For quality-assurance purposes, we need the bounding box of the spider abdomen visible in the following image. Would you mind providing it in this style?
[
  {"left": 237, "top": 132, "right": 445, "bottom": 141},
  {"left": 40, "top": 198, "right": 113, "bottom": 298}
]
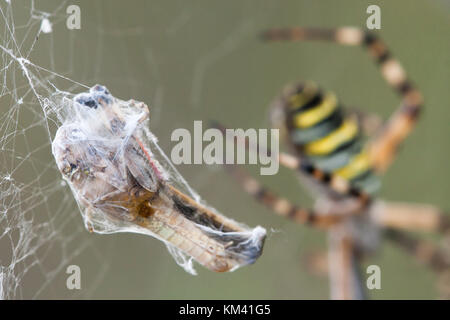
[{"left": 271, "top": 81, "right": 380, "bottom": 195}]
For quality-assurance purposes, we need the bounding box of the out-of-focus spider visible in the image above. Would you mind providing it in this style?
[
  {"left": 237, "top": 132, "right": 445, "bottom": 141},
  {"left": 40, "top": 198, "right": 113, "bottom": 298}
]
[{"left": 215, "top": 27, "right": 450, "bottom": 299}]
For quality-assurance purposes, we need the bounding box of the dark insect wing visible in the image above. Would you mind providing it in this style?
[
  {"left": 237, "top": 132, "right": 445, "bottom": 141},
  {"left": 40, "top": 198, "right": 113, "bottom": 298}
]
[{"left": 123, "top": 136, "right": 158, "bottom": 192}]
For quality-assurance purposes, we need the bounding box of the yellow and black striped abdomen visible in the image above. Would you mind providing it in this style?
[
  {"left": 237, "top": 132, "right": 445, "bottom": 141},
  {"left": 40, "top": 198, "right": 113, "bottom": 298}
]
[{"left": 274, "top": 82, "right": 380, "bottom": 195}]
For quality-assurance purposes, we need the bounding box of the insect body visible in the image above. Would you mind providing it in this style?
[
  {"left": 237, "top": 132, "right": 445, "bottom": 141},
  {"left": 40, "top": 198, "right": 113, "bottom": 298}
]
[{"left": 52, "top": 85, "right": 266, "bottom": 273}]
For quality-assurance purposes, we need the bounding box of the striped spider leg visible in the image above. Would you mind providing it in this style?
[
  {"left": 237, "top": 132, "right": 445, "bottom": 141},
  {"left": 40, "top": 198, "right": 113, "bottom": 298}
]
[
  {"left": 215, "top": 150, "right": 369, "bottom": 299},
  {"left": 212, "top": 121, "right": 371, "bottom": 216}
]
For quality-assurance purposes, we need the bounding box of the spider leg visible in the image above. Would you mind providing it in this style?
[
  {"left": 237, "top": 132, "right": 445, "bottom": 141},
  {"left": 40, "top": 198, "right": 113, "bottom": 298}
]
[
  {"left": 376, "top": 202, "right": 450, "bottom": 283},
  {"left": 226, "top": 154, "right": 368, "bottom": 297},
  {"left": 306, "top": 223, "right": 450, "bottom": 294},
  {"left": 375, "top": 201, "right": 450, "bottom": 234},
  {"left": 224, "top": 161, "right": 341, "bottom": 228},
  {"left": 262, "top": 27, "right": 423, "bottom": 173},
  {"left": 211, "top": 121, "right": 371, "bottom": 207},
  {"left": 384, "top": 228, "right": 450, "bottom": 274},
  {"left": 328, "top": 228, "right": 366, "bottom": 300},
  {"left": 374, "top": 202, "right": 450, "bottom": 280}
]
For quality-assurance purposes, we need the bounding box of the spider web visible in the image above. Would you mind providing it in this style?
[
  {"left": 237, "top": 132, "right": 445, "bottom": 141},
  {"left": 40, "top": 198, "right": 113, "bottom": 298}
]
[
  {"left": 0, "top": 0, "right": 113, "bottom": 299},
  {"left": 0, "top": 0, "right": 269, "bottom": 299}
]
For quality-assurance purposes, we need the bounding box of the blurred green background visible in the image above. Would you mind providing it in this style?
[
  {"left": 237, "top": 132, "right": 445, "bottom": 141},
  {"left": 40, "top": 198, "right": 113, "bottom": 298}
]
[{"left": 3, "top": 0, "right": 450, "bottom": 299}]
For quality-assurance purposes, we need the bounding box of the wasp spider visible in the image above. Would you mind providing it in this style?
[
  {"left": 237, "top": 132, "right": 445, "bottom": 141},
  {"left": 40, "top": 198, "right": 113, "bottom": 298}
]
[{"left": 215, "top": 27, "right": 450, "bottom": 299}]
